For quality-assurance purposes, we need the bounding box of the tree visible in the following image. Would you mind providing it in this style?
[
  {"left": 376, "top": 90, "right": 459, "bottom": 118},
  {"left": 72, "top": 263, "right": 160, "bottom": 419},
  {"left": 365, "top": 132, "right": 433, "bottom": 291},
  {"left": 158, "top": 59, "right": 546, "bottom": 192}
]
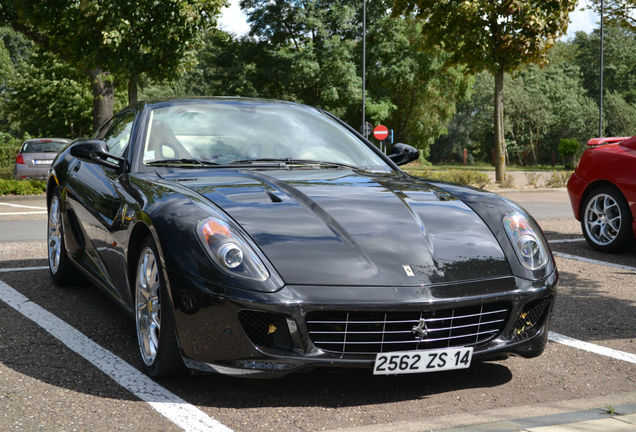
[
  {"left": 366, "top": 16, "right": 470, "bottom": 156},
  {"left": 573, "top": 25, "right": 636, "bottom": 104},
  {"left": 589, "top": 0, "right": 635, "bottom": 31},
  {"left": 393, "top": 0, "right": 577, "bottom": 182},
  {"left": 240, "top": 0, "right": 363, "bottom": 123},
  {"left": 604, "top": 92, "right": 636, "bottom": 136},
  {"left": 2, "top": 0, "right": 224, "bottom": 131},
  {"left": 2, "top": 50, "right": 93, "bottom": 137}
]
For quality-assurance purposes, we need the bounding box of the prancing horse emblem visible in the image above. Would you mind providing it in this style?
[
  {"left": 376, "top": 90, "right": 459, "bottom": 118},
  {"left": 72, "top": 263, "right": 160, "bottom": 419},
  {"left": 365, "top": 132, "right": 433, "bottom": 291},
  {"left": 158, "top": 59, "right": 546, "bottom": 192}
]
[{"left": 412, "top": 318, "right": 428, "bottom": 340}]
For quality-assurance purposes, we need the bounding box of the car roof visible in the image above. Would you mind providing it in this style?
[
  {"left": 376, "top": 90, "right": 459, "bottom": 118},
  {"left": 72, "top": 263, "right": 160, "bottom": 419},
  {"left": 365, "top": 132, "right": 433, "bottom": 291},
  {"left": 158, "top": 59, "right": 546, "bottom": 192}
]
[{"left": 135, "top": 96, "right": 308, "bottom": 111}]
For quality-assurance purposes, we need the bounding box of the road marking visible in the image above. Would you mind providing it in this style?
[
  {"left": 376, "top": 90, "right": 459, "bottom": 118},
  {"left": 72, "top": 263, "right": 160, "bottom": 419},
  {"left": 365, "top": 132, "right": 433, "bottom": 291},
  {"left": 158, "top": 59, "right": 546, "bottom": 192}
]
[
  {"left": 0, "top": 280, "right": 233, "bottom": 432},
  {"left": 0, "top": 202, "right": 46, "bottom": 210},
  {"left": 0, "top": 266, "right": 49, "bottom": 273},
  {"left": 549, "top": 332, "right": 636, "bottom": 365},
  {"left": 553, "top": 251, "right": 636, "bottom": 273},
  {"left": 548, "top": 238, "right": 585, "bottom": 244},
  {"left": 0, "top": 211, "right": 47, "bottom": 215}
]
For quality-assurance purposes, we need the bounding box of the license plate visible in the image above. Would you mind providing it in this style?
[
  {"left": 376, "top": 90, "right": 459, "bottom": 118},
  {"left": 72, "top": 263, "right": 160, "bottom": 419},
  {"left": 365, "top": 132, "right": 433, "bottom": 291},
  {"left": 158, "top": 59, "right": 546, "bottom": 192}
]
[
  {"left": 373, "top": 347, "right": 473, "bottom": 375},
  {"left": 33, "top": 160, "right": 52, "bottom": 165}
]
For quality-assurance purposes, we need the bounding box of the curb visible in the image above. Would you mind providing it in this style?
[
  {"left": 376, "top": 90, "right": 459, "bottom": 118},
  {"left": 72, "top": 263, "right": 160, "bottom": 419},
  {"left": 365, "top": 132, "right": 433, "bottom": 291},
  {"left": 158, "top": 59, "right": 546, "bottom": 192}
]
[
  {"left": 0, "top": 194, "right": 47, "bottom": 202},
  {"left": 326, "top": 392, "right": 636, "bottom": 432}
]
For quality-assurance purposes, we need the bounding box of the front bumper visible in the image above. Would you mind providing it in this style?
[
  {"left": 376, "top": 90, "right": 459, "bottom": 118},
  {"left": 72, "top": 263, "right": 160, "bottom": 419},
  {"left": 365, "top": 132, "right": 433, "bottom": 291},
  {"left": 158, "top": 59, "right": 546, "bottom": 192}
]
[
  {"left": 171, "top": 271, "right": 558, "bottom": 377},
  {"left": 566, "top": 172, "right": 587, "bottom": 220}
]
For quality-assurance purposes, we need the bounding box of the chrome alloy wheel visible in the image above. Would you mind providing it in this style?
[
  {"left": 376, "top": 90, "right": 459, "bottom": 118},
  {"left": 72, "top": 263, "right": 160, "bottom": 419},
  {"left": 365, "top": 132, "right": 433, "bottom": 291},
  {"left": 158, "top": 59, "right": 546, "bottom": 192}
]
[
  {"left": 584, "top": 193, "right": 622, "bottom": 246},
  {"left": 48, "top": 196, "right": 62, "bottom": 274},
  {"left": 136, "top": 246, "right": 161, "bottom": 366}
]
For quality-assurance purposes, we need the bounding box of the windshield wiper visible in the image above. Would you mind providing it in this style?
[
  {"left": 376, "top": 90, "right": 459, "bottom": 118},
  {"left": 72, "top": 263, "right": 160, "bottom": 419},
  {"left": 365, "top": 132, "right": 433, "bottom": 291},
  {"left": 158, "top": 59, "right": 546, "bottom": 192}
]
[
  {"left": 231, "top": 158, "right": 359, "bottom": 170},
  {"left": 145, "top": 158, "right": 220, "bottom": 167}
]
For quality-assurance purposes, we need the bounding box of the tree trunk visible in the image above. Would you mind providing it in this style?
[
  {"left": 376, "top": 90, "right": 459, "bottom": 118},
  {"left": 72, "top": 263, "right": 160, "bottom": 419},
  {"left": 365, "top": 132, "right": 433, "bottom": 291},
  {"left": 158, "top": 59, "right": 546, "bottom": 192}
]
[
  {"left": 88, "top": 68, "right": 114, "bottom": 133},
  {"left": 493, "top": 67, "right": 506, "bottom": 183},
  {"left": 128, "top": 77, "right": 138, "bottom": 105}
]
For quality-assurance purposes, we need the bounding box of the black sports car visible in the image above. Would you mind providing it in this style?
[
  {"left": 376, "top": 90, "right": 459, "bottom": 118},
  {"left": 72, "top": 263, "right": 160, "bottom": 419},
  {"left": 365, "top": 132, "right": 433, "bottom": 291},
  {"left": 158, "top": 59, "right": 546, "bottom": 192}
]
[{"left": 47, "top": 98, "right": 557, "bottom": 378}]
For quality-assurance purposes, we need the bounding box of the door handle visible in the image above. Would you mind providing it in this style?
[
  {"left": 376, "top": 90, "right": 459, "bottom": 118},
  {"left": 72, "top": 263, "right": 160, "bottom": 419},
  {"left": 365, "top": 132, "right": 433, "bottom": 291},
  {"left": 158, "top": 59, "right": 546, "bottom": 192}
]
[{"left": 73, "top": 161, "right": 81, "bottom": 172}]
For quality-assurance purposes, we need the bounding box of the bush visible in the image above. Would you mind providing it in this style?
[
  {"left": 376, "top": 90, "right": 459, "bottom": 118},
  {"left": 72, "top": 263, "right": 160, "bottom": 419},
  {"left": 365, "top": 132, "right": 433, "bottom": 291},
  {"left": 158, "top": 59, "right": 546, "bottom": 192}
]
[
  {"left": 525, "top": 172, "right": 540, "bottom": 188},
  {"left": 407, "top": 169, "right": 491, "bottom": 189},
  {"left": 0, "top": 179, "right": 47, "bottom": 195},
  {"left": 546, "top": 171, "right": 573, "bottom": 188},
  {"left": 558, "top": 138, "right": 580, "bottom": 168},
  {"left": 0, "top": 132, "right": 24, "bottom": 179}
]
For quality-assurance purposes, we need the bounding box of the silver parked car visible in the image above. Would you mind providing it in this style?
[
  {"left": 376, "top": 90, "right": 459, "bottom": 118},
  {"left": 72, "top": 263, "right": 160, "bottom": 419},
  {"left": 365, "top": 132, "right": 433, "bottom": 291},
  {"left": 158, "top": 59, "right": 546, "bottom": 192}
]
[{"left": 14, "top": 138, "right": 71, "bottom": 179}]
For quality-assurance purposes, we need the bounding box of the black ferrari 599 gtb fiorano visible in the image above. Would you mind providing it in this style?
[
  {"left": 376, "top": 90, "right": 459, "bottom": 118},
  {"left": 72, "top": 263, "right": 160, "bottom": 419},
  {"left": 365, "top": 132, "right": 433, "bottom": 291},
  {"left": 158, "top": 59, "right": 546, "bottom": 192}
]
[{"left": 46, "top": 98, "right": 557, "bottom": 378}]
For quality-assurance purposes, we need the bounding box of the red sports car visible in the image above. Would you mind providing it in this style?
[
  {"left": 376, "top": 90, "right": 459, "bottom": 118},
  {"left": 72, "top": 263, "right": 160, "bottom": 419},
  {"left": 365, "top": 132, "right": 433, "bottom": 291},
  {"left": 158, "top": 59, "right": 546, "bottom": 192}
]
[{"left": 567, "top": 136, "right": 636, "bottom": 252}]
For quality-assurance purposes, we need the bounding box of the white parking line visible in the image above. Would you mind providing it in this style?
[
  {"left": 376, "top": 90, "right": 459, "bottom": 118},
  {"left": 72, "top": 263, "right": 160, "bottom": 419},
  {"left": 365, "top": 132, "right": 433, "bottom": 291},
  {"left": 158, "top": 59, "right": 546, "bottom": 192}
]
[
  {"left": 0, "top": 266, "right": 49, "bottom": 273},
  {"left": 549, "top": 332, "right": 636, "bottom": 365},
  {"left": 553, "top": 251, "right": 636, "bottom": 273},
  {"left": 0, "top": 211, "right": 47, "bottom": 215},
  {"left": 0, "top": 202, "right": 46, "bottom": 210},
  {"left": 0, "top": 280, "right": 233, "bottom": 432}
]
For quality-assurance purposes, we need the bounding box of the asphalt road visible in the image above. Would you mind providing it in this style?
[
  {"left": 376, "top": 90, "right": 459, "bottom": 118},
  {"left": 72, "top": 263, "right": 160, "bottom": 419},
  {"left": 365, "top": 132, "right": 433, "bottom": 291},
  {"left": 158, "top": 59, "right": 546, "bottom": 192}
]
[{"left": 0, "top": 189, "right": 634, "bottom": 432}]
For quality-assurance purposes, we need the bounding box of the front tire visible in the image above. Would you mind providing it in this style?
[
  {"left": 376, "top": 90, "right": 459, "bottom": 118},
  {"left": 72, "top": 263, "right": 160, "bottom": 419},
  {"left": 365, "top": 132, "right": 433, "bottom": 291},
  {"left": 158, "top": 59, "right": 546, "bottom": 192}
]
[
  {"left": 135, "top": 236, "right": 186, "bottom": 377},
  {"left": 581, "top": 186, "right": 634, "bottom": 252},
  {"left": 47, "top": 192, "right": 79, "bottom": 285}
]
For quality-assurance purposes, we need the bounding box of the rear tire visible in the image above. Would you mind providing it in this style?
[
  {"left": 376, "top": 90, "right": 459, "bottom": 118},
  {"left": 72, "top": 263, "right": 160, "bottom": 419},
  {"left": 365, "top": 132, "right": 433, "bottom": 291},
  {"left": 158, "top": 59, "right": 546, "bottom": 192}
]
[
  {"left": 581, "top": 186, "right": 634, "bottom": 253},
  {"left": 134, "top": 236, "right": 186, "bottom": 378},
  {"left": 47, "top": 191, "right": 80, "bottom": 285}
]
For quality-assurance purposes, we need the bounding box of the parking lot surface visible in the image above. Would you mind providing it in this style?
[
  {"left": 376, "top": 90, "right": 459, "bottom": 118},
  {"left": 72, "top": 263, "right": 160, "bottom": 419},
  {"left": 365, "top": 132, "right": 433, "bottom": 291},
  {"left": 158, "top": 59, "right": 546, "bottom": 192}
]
[{"left": 0, "top": 190, "right": 634, "bottom": 431}]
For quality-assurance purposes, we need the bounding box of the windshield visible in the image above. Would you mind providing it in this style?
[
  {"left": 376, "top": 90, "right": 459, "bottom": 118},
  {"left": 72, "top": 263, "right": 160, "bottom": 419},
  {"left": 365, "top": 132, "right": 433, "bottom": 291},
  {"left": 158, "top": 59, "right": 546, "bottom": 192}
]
[
  {"left": 142, "top": 101, "right": 390, "bottom": 171},
  {"left": 21, "top": 140, "right": 68, "bottom": 153}
]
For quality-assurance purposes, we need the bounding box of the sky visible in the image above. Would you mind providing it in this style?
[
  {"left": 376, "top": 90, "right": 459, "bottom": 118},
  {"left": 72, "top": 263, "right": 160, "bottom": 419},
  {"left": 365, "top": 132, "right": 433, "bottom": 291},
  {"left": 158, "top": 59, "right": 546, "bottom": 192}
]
[{"left": 217, "top": 0, "right": 600, "bottom": 40}]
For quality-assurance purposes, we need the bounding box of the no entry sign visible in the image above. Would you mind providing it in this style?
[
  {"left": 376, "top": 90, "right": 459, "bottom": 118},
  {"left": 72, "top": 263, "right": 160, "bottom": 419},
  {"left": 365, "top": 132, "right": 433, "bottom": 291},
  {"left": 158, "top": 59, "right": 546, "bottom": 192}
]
[{"left": 373, "top": 125, "right": 389, "bottom": 141}]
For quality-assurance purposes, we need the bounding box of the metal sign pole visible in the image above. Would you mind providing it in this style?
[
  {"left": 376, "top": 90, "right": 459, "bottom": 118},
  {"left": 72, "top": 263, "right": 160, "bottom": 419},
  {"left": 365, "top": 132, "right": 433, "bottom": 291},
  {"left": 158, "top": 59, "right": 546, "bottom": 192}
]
[
  {"left": 599, "top": 0, "right": 604, "bottom": 137},
  {"left": 362, "top": 0, "right": 366, "bottom": 137}
]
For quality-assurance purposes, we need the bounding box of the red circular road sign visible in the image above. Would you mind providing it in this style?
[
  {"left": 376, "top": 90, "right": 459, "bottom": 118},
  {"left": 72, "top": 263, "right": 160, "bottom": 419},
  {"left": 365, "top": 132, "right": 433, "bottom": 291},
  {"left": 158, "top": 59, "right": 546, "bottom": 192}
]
[{"left": 373, "top": 125, "right": 389, "bottom": 141}]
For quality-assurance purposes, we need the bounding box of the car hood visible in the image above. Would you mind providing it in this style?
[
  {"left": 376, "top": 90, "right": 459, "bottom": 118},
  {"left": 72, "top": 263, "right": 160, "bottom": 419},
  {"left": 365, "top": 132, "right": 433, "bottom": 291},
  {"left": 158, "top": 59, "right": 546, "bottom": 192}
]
[{"left": 176, "top": 169, "right": 510, "bottom": 286}]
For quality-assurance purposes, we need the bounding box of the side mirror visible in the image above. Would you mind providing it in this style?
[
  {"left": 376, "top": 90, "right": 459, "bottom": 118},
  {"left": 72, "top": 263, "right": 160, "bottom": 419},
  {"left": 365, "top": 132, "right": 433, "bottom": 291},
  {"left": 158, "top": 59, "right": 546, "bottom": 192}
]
[
  {"left": 388, "top": 143, "right": 419, "bottom": 166},
  {"left": 70, "top": 140, "right": 126, "bottom": 171}
]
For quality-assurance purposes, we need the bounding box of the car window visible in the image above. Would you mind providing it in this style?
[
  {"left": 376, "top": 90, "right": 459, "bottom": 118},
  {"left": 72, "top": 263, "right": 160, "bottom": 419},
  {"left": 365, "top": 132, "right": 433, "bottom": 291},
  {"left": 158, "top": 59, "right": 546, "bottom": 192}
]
[
  {"left": 21, "top": 140, "right": 68, "bottom": 153},
  {"left": 97, "top": 110, "right": 136, "bottom": 157}
]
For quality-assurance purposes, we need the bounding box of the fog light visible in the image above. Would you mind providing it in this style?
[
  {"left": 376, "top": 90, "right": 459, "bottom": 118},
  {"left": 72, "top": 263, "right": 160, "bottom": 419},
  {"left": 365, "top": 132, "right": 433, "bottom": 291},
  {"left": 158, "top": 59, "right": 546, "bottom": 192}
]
[{"left": 218, "top": 242, "right": 243, "bottom": 268}]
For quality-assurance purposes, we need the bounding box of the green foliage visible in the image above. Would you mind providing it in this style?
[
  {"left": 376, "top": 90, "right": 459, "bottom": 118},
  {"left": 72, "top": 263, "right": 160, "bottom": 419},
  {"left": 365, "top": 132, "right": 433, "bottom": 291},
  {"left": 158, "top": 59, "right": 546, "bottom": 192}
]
[
  {"left": 558, "top": 138, "right": 580, "bottom": 168},
  {"left": 392, "top": 0, "right": 577, "bottom": 75},
  {"left": 0, "top": 179, "right": 46, "bottom": 195},
  {"left": 589, "top": 0, "right": 635, "bottom": 31},
  {"left": 406, "top": 168, "right": 491, "bottom": 189},
  {"left": 0, "top": 131, "right": 23, "bottom": 178},
  {"left": 4, "top": 0, "right": 225, "bottom": 83},
  {"left": 574, "top": 25, "right": 636, "bottom": 103},
  {"left": 3, "top": 0, "right": 226, "bottom": 127},
  {"left": 2, "top": 50, "right": 92, "bottom": 137},
  {"left": 366, "top": 16, "right": 470, "bottom": 157},
  {"left": 604, "top": 92, "right": 636, "bottom": 136},
  {"left": 558, "top": 138, "right": 580, "bottom": 157},
  {"left": 393, "top": 0, "right": 577, "bottom": 182},
  {"left": 172, "top": 3, "right": 466, "bottom": 157},
  {"left": 431, "top": 48, "right": 599, "bottom": 166}
]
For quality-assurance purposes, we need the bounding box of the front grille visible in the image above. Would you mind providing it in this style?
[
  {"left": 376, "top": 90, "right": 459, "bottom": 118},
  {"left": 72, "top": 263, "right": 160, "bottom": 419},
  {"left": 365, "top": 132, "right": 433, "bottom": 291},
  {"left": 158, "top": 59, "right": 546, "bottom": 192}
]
[
  {"left": 307, "top": 302, "right": 510, "bottom": 354},
  {"left": 512, "top": 296, "right": 553, "bottom": 341}
]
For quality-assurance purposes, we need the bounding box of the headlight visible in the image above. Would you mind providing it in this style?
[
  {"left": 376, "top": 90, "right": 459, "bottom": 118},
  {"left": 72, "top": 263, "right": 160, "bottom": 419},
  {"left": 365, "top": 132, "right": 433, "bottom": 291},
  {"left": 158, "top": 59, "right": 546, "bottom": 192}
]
[
  {"left": 503, "top": 212, "right": 549, "bottom": 271},
  {"left": 196, "top": 217, "right": 269, "bottom": 281}
]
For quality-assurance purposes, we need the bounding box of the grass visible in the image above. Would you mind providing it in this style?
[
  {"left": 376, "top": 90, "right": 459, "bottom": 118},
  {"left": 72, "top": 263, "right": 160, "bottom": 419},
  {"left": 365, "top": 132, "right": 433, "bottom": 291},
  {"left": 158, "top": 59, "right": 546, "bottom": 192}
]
[
  {"left": 405, "top": 161, "right": 570, "bottom": 172},
  {"left": 0, "top": 179, "right": 47, "bottom": 195},
  {"left": 404, "top": 167, "right": 491, "bottom": 189}
]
